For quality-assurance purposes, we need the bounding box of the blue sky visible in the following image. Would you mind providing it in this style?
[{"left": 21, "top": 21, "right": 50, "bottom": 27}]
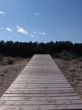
[{"left": 0, "top": 0, "right": 82, "bottom": 42}]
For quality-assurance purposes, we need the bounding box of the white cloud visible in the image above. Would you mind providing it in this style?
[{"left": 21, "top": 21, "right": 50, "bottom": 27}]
[
  {"left": 34, "top": 32, "right": 37, "bottom": 34},
  {"left": 16, "top": 26, "right": 28, "bottom": 35},
  {"left": 30, "top": 31, "right": 47, "bottom": 37},
  {"left": 38, "top": 32, "right": 47, "bottom": 36},
  {"left": 34, "top": 12, "right": 40, "bottom": 16},
  {"left": 41, "top": 32, "right": 47, "bottom": 36},
  {"left": 6, "top": 27, "right": 12, "bottom": 32},
  {"left": 29, "top": 33, "right": 35, "bottom": 37},
  {"left": 0, "top": 11, "right": 5, "bottom": 15},
  {"left": 29, "top": 31, "right": 47, "bottom": 37}
]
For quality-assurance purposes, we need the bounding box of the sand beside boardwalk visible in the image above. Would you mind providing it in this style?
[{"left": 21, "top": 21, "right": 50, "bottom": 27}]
[
  {"left": 55, "top": 58, "right": 82, "bottom": 99},
  {"left": 0, "top": 57, "right": 30, "bottom": 97},
  {"left": 0, "top": 56, "right": 82, "bottom": 100}
]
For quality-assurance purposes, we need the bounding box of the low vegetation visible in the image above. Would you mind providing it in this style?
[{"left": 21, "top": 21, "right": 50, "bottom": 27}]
[
  {"left": 0, "top": 40, "right": 82, "bottom": 58},
  {"left": 55, "top": 57, "right": 82, "bottom": 99},
  {"left": 0, "top": 40, "right": 82, "bottom": 98},
  {"left": 0, "top": 56, "right": 29, "bottom": 97}
]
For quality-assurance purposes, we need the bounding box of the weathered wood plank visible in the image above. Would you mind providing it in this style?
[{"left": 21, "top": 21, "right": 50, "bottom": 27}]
[
  {"left": 3, "top": 91, "right": 77, "bottom": 97},
  {"left": 0, "top": 99, "right": 82, "bottom": 105},
  {"left": 1, "top": 105, "right": 82, "bottom": 110},
  {"left": 0, "top": 54, "right": 82, "bottom": 110}
]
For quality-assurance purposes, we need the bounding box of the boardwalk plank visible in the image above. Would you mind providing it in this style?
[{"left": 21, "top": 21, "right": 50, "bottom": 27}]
[{"left": 0, "top": 54, "right": 82, "bottom": 110}]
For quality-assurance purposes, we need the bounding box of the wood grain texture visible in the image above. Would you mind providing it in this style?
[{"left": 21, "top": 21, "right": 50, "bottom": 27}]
[{"left": 0, "top": 54, "right": 82, "bottom": 110}]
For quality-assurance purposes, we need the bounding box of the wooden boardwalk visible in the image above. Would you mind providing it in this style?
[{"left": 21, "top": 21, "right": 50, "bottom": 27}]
[{"left": 0, "top": 54, "right": 82, "bottom": 110}]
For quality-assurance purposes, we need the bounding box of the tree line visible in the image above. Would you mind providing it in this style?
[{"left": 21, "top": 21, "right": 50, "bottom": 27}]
[{"left": 0, "top": 40, "right": 82, "bottom": 58}]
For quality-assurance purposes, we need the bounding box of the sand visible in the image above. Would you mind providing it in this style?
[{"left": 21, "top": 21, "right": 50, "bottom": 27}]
[
  {"left": 55, "top": 58, "right": 82, "bottom": 99},
  {"left": 0, "top": 56, "right": 82, "bottom": 100},
  {"left": 0, "top": 57, "right": 30, "bottom": 97}
]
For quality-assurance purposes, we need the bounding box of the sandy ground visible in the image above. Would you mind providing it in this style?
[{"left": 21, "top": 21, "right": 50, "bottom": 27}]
[
  {"left": 0, "top": 57, "right": 30, "bottom": 97},
  {"left": 54, "top": 58, "right": 82, "bottom": 99},
  {"left": 0, "top": 56, "right": 82, "bottom": 100}
]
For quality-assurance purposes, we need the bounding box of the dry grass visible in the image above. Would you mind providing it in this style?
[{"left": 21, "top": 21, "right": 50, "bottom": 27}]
[
  {"left": 54, "top": 57, "right": 82, "bottom": 99},
  {"left": 0, "top": 56, "right": 30, "bottom": 97}
]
